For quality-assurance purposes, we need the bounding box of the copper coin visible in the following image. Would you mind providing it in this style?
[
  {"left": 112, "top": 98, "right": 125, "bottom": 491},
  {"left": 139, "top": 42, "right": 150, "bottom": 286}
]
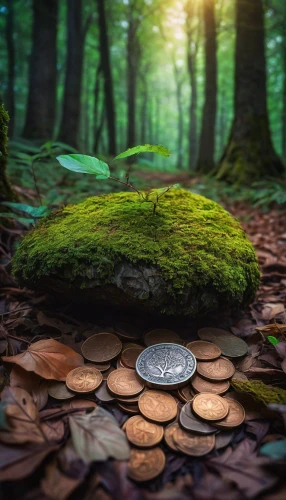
[
  {"left": 107, "top": 368, "right": 144, "bottom": 397},
  {"left": 164, "top": 422, "right": 180, "bottom": 452},
  {"left": 94, "top": 380, "right": 115, "bottom": 402},
  {"left": 128, "top": 447, "right": 166, "bottom": 482},
  {"left": 81, "top": 333, "right": 122, "bottom": 362},
  {"left": 177, "top": 385, "right": 196, "bottom": 403},
  {"left": 192, "top": 393, "right": 229, "bottom": 421},
  {"left": 116, "top": 389, "right": 146, "bottom": 404},
  {"left": 214, "top": 397, "right": 245, "bottom": 429},
  {"left": 198, "top": 327, "right": 248, "bottom": 358},
  {"left": 88, "top": 361, "right": 111, "bottom": 372},
  {"left": 215, "top": 430, "right": 235, "bottom": 450},
  {"left": 121, "top": 347, "right": 144, "bottom": 369},
  {"left": 186, "top": 341, "right": 221, "bottom": 361},
  {"left": 118, "top": 402, "right": 139, "bottom": 414},
  {"left": 191, "top": 374, "right": 230, "bottom": 395},
  {"left": 125, "top": 415, "right": 164, "bottom": 447},
  {"left": 232, "top": 370, "right": 248, "bottom": 381},
  {"left": 62, "top": 398, "right": 97, "bottom": 410},
  {"left": 114, "top": 322, "right": 142, "bottom": 340},
  {"left": 173, "top": 427, "right": 215, "bottom": 456},
  {"left": 66, "top": 366, "right": 103, "bottom": 393},
  {"left": 138, "top": 390, "right": 177, "bottom": 423},
  {"left": 144, "top": 329, "right": 180, "bottom": 346},
  {"left": 117, "top": 358, "right": 126, "bottom": 369},
  {"left": 197, "top": 358, "right": 235, "bottom": 381},
  {"left": 179, "top": 402, "right": 217, "bottom": 434},
  {"left": 48, "top": 381, "right": 75, "bottom": 400}
]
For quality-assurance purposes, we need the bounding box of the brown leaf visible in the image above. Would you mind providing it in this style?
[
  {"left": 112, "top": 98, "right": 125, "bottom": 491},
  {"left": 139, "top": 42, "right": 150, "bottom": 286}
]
[
  {"left": 37, "top": 311, "right": 74, "bottom": 334},
  {"left": 262, "top": 303, "right": 285, "bottom": 321},
  {"left": 41, "top": 419, "right": 66, "bottom": 442},
  {"left": 0, "top": 387, "right": 46, "bottom": 444},
  {"left": 2, "top": 339, "right": 84, "bottom": 381},
  {"left": 0, "top": 442, "right": 59, "bottom": 481},
  {"left": 41, "top": 460, "right": 82, "bottom": 500},
  {"left": 32, "top": 381, "right": 49, "bottom": 411},
  {"left": 10, "top": 365, "right": 42, "bottom": 392}
]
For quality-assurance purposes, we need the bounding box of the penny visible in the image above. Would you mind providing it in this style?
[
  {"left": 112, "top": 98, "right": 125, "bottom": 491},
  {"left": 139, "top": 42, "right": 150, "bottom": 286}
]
[
  {"left": 114, "top": 322, "right": 142, "bottom": 340},
  {"left": 144, "top": 329, "right": 180, "bottom": 346},
  {"left": 177, "top": 385, "right": 195, "bottom": 403},
  {"left": 121, "top": 347, "right": 144, "bottom": 369},
  {"left": 107, "top": 368, "right": 144, "bottom": 397},
  {"left": 125, "top": 415, "right": 164, "bottom": 447},
  {"left": 197, "top": 358, "right": 235, "bottom": 381},
  {"left": 48, "top": 381, "right": 75, "bottom": 400},
  {"left": 94, "top": 380, "right": 115, "bottom": 402},
  {"left": 179, "top": 402, "right": 217, "bottom": 434},
  {"left": 191, "top": 374, "right": 230, "bottom": 395},
  {"left": 117, "top": 358, "right": 126, "bottom": 369},
  {"left": 198, "top": 327, "right": 248, "bottom": 358},
  {"left": 214, "top": 397, "right": 245, "bottom": 429},
  {"left": 215, "top": 430, "right": 235, "bottom": 450},
  {"left": 186, "top": 340, "right": 221, "bottom": 361},
  {"left": 62, "top": 398, "right": 97, "bottom": 410},
  {"left": 138, "top": 390, "right": 177, "bottom": 423},
  {"left": 116, "top": 390, "right": 145, "bottom": 404},
  {"left": 192, "top": 393, "right": 229, "bottom": 421},
  {"left": 81, "top": 333, "right": 122, "bottom": 362},
  {"left": 87, "top": 361, "right": 111, "bottom": 372},
  {"left": 118, "top": 402, "right": 139, "bottom": 414},
  {"left": 173, "top": 427, "right": 215, "bottom": 456},
  {"left": 66, "top": 366, "right": 103, "bottom": 393},
  {"left": 164, "top": 422, "right": 180, "bottom": 452},
  {"left": 136, "top": 343, "right": 196, "bottom": 390},
  {"left": 128, "top": 447, "right": 166, "bottom": 482}
]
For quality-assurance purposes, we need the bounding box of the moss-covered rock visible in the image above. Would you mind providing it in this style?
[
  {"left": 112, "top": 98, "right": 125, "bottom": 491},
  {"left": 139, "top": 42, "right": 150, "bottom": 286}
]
[{"left": 12, "top": 189, "right": 260, "bottom": 316}]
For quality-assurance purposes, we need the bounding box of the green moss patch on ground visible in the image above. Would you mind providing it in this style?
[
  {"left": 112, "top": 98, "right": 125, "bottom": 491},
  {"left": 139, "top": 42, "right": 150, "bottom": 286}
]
[{"left": 13, "top": 189, "right": 260, "bottom": 313}]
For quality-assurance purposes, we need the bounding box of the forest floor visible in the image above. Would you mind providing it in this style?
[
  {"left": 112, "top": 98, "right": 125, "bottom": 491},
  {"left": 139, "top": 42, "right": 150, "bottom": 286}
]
[{"left": 0, "top": 166, "right": 286, "bottom": 499}]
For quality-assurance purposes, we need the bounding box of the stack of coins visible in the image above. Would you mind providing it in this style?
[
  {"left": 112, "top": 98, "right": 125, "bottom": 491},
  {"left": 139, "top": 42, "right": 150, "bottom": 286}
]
[{"left": 57, "top": 325, "right": 248, "bottom": 483}]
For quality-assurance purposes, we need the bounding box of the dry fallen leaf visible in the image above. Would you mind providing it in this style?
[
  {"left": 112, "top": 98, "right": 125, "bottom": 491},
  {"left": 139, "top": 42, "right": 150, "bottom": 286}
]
[
  {"left": 2, "top": 339, "right": 84, "bottom": 381},
  {"left": 0, "top": 387, "right": 46, "bottom": 444}
]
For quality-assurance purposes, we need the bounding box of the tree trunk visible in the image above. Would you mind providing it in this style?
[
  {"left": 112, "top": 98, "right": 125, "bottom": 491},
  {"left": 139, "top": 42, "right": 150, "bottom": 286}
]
[
  {"left": 175, "top": 75, "right": 184, "bottom": 170},
  {"left": 197, "top": 0, "right": 217, "bottom": 173},
  {"left": 140, "top": 76, "right": 148, "bottom": 144},
  {"left": 93, "top": 62, "right": 102, "bottom": 153},
  {"left": 217, "top": 0, "right": 284, "bottom": 183},
  {"left": 126, "top": 19, "right": 140, "bottom": 148},
  {"left": 96, "top": 0, "right": 117, "bottom": 155},
  {"left": 22, "top": 0, "right": 58, "bottom": 140},
  {"left": 5, "top": 0, "right": 15, "bottom": 138},
  {"left": 58, "top": 0, "right": 83, "bottom": 149},
  {"left": 282, "top": 22, "right": 286, "bottom": 161},
  {"left": 0, "top": 104, "right": 16, "bottom": 202}
]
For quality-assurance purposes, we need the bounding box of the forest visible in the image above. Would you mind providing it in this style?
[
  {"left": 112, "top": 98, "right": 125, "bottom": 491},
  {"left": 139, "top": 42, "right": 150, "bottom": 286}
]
[{"left": 0, "top": 1, "right": 286, "bottom": 499}]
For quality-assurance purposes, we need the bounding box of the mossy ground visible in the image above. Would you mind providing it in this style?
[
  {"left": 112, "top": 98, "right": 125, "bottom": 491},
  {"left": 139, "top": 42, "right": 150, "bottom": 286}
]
[{"left": 13, "top": 189, "right": 260, "bottom": 312}]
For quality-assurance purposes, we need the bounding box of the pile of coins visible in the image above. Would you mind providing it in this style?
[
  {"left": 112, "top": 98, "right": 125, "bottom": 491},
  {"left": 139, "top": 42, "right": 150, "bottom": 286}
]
[{"left": 48, "top": 325, "right": 248, "bottom": 482}]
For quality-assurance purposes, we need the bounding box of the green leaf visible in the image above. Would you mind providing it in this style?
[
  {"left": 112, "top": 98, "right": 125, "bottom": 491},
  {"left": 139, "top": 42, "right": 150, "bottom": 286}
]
[
  {"left": 260, "top": 440, "right": 286, "bottom": 460},
  {"left": 114, "top": 144, "right": 171, "bottom": 160},
  {"left": 69, "top": 407, "right": 130, "bottom": 463},
  {"left": 267, "top": 336, "right": 279, "bottom": 346},
  {"left": 51, "top": 141, "right": 78, "bottom": 153},
  {"left": 57, "top": 154, "right": 110, "bottom": 179},
  {"left": 1, "top": 202, "right": 50, "bottom": 218},
  {"left": 0, "top": 212, "right": 35, "bottom": 225}
]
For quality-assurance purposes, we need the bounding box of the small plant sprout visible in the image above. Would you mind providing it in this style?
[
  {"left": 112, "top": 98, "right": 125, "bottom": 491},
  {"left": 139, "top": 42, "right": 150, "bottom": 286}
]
[{"left": 56, "top": 144, "right": 179, "bottom": 215}]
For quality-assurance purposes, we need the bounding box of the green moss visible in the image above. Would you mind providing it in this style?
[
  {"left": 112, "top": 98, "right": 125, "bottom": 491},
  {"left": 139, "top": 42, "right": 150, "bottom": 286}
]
[
  {"left": 0, "top": 103, "right": 16, "bottom": 202},
  {"left": 12, "top": 189, "right": 260, "bottom": 313},
  {"left": 231, "top": 379, "right": 286, "bottom": 405}
]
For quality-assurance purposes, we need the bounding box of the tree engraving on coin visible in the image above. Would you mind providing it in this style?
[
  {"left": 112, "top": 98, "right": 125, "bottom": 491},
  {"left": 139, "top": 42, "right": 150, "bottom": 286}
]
[
  {"left": 66, "top": 366, "right": 103, "bottom": 393},
  {"left": 136, "top": 344, "right": 196, "bottom": 389},
  {"left": 128, "top": 447, "right": 166, "bottom": 482},
  {"left": 197, "top": 357, "right": 235, "bottom": 381},
  {"left": 125, "top": 415, "right": 164, "bottom": 447},
  {"left": 192, "top": 393, "right": 229, "bottom": 421},
  {"left": 107, "top": 368, "right": 144, "bottom": 397},
  {"left": 139, "top": 390, "right": 177, "bottom": 423}
]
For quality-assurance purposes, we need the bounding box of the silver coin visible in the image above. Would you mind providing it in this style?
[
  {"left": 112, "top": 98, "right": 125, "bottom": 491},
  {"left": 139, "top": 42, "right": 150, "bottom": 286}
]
[{"left": 136, "top": 343, "right": 196, "bottom": 390}]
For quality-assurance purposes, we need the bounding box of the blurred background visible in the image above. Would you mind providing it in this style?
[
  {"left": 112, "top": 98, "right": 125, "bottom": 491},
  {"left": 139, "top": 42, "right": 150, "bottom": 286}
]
[{"left": 0, "top": 0, "right": 285, "bottom": 208}]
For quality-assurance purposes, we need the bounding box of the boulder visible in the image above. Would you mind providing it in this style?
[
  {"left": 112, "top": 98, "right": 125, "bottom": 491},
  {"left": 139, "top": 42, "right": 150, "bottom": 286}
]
[{"left": 13, "top": 189, "right": 260, "bottom": 316}]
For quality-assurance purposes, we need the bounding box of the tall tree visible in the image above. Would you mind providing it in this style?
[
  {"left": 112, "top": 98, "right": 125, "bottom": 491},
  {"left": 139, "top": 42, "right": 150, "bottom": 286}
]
[
  {"left": 126, "top": 14, "right": 140, "bottom": 148},
  {"left": 197, "top": 0, "right": 217, "bottom": 172},
  {"left": 173, "top": 64, "right": 184, "bottom": 170},
  {"left": 5, "top": 0, "right": 15, "bottom": 137},
  {"left": 282, "top": 7, "right": 286, "bottom": 161},
  {"left": 217, "top": 0, "right": 284, "bottom": 182},
  {"left": 185, "top": 0, "right": 200, "bottom": 171},
  {"left": 58, "top": 0, "right": 84, "bottom": 149},
  {"left": 0, "top": 104, "right": 16, "bottom": 202},
  {"left": 96, "top": 0, "right": 117, "bottom": 155},
  {"left": 22, "top": 0, "right": 58, "bottom": 140}
]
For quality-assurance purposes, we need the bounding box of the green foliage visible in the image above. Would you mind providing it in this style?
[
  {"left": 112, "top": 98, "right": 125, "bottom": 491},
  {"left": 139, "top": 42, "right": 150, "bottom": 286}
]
[
  {"left": 114, "top": 144, "right": 171, "bottom": 160},
  {"left": 0, "top": 202, "right": 50, "bottom": 226},
  {"left": 231, "top": 379, "right": 286, "bottom": 405},
  {"left": 57, "top": 154, "right": 110, "bottom": 179},
  {"left": 13, "top": 189, "right": 260, "bottom": 315},
  {"left": 267, "top": 336, "right": 280, "bottom": 346}
]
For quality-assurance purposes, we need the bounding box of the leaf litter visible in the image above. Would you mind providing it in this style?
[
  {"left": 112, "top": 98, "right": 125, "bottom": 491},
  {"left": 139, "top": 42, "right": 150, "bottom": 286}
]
[{"left": 0, "top": 204, "right": 285, "bottom": 498}]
